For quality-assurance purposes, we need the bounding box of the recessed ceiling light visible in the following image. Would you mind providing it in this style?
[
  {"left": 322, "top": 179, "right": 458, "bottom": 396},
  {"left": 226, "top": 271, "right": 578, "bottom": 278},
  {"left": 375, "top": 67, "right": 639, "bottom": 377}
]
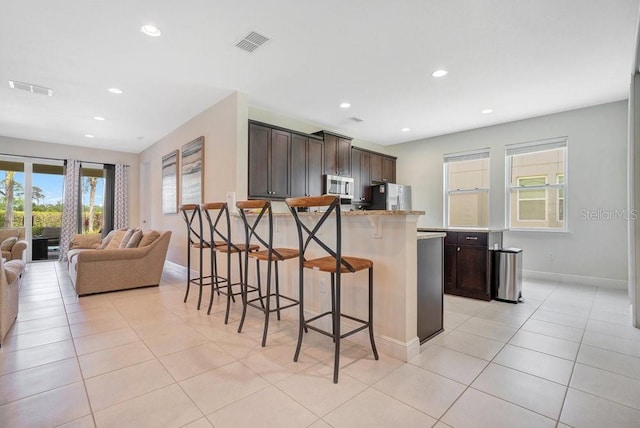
[
  {"left": 431, "top": 69, "right": 448, "bottom": 78},
  {"left": 85, "top": 134, "right": 95, "bottom": 138},
  {"left": 108, "top": 87, "right": 123, "bottom": 94},
  {"left": 339, "top": 102, "right": 351, "bottom": 109},
  {"left": 481, "top": 109, "right": 494, "bottom": 114},
  {"left": 141, "top": 24, "right": 161, "bottom": 37},
  {"left": 401, "top": 128, "right": 411, "bottom": 132},
  {"left": 94, "top": 116, "right": 105, "bottom": 121}
]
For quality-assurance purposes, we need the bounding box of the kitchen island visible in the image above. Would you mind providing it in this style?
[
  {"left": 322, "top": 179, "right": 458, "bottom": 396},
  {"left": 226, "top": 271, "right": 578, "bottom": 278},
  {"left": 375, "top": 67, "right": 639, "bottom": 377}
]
[{"left": 230, "top": 209, "right": 427, "bottom": 361}]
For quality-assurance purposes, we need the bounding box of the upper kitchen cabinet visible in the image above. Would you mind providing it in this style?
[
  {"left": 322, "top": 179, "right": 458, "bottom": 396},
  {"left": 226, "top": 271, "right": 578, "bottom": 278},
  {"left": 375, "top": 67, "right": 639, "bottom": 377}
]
[
  {"left": 291, "top": 133, "right": 324, "bottom": 197},
  {"left": 248, "top": 122, "right": 291, "bottom": 199},
  {"left": 370, "top": 152, "right": 397, "bottom": 183},
  {"left": 351, "top": 147, "right": 370, "bottom": 203},
  {"left": 351, "top": 147, "right": 397, "bottom": 205},
  {"left": 315, "top": 131, "right": 352, "bottom": 176},
  {"left": 382, "top": 156, "right": 396, "bottom": 182}
]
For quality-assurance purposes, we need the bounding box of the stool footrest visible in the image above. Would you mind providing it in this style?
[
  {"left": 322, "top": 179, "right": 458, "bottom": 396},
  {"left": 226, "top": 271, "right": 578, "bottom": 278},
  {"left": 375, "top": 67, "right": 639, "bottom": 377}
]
[
  {"left": 245, "top": 294, "right": 299, "bottom": 314},
  {"left": 305, "top": 311, "right": 371, "bottom": 340}
]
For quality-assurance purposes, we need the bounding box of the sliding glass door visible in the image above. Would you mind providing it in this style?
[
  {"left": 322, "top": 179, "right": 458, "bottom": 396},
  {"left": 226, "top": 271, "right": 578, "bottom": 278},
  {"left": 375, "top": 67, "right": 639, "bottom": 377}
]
[
  {"left": 1, "top": 157, "right": 65, "bottom": 261},
  {"left": 81, "top": 164, "right": 105, "bottom": 234},
  {"left": 32, "top": 162, "right": 64, "bottom": 260}
]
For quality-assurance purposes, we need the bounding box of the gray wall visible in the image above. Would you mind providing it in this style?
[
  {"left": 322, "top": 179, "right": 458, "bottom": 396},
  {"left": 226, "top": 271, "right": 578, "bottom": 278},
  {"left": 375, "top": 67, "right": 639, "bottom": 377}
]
[{"left": 389, "top": 101, "right": 629, "bottom": 285}]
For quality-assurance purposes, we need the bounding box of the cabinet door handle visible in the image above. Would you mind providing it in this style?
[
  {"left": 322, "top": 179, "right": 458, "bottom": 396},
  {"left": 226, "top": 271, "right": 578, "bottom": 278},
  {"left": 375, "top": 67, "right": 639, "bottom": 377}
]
[
  {"left": 465, "top": 236, "right": 478, "bottom": 240},
  {"left": 457, "top": 247, "right": 460, "bottom": 252}
]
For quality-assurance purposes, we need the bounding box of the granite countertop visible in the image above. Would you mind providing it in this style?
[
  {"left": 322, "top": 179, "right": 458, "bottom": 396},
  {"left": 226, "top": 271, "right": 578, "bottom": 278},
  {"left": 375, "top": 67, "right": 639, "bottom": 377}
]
[
  {"left": 417, "top": 232, "right": 446, "bottom": 240},
  {"left": 417, "top": 227, "right": 506, "bottom": 233},
  {"left": 238, "top": 210, "right": 425, "bottom": 217},
  {"left": 343, "top": 210, "right": 425, "bottom": 216}
]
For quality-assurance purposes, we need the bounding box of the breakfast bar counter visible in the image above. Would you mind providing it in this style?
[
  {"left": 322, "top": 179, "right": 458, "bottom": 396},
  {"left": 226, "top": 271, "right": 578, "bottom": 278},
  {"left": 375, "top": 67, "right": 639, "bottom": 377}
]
[{"left": 230, "top": 209, "right": 427, "bottom": 361}]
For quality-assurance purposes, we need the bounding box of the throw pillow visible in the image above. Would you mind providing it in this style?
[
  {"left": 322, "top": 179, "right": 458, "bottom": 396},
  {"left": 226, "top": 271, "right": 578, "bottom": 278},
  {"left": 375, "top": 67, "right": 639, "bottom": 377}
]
[
  {"left": 98, "top": 230, "right": 117, "bottom": 249},
  {"left": 138, "top": 230, "right": 160, "bottom": 247},
  {"left": 105, "top": 230, "right": 128, "bottom": 250},
  {"left": 1, "top": 237, "right": 17, "bottom": 252},
  {"left": 118, "top": 228, "right": 136, "bottom": 248},
  {"left": 125, "top": 230, "right": 143, "bottom": 248}
]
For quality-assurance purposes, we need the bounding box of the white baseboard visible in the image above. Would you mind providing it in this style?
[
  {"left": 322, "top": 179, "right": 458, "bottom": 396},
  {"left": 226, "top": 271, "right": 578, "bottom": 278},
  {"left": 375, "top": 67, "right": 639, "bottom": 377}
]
[
  {"left": 523, "top": 270, "right": 627, "bottom": 289},
  {"left": 168, "top": 262, "right": 422, "bottom": 362},
  {"left": 302, "top": 309, "right": 420, "bottom": 362}
]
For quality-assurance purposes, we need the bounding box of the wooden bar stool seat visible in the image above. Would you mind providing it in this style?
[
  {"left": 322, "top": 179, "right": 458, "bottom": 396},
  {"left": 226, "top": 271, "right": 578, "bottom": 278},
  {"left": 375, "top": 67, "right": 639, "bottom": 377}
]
[
  {"left": 236, "top": 200, "right": 300, "bottom": 347},
  {"left": 285, "top": 195, "right": 379, "bottom": 383}
]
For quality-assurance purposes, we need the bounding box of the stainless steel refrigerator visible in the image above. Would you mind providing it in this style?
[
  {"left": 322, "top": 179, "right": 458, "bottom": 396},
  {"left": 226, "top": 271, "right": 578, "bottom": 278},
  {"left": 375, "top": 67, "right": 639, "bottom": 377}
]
[{"left": 370, "top": 183, "right": 412, "bottom": 210}]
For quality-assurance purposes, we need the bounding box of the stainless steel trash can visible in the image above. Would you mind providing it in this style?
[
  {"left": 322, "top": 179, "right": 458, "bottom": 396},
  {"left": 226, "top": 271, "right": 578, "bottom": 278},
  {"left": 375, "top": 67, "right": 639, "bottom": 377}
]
[{"left": 494, "top": 248, "right": 523, "bottom": 303}]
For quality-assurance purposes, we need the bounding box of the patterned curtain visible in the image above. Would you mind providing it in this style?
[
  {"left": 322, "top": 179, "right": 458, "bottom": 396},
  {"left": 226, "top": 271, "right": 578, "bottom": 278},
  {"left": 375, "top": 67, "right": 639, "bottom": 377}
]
[
  {"left": 59, "top": 159, "right": 81, "bottom": 261},
  {"left": 114, "top": 164, "right": 129, "bottom": 229}
]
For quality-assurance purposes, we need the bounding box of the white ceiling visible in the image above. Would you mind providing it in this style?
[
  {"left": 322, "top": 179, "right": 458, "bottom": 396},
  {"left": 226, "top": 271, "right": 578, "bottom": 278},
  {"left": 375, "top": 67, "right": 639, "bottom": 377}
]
[{"left": 1, "top": 0, "right": 638, "bottom": 153}]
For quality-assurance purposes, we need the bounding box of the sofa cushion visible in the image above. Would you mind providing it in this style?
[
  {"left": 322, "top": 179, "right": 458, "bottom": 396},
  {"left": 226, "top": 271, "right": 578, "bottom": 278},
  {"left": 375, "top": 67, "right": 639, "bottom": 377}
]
[
  {"left": 118, "top": 228, "right": 137, "bottom": 248},
  {"left": 126, "top": 230, "right": 143, "bottom": 248},
  {"left": 138, "top": 230, "right": 160, "bottom": 247},
  {"left": 70, "top": 234, "right": 101, "bottom": 250},
  {"left": 105, "top": 230, "right": 128, "bottom": 250},
  {"left": 98, "top": 230, "right": 116, "bottom": 249},
  {"left": 1, "top": 237, "right": 17, "bottom": 252}
]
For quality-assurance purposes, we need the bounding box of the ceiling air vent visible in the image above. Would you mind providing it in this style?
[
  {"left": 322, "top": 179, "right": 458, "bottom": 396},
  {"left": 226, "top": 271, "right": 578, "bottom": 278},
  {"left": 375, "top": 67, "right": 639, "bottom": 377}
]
[
  {"left": 350, "top": 117, "right": 364, "bottom": 123},
  {"left": 9, "top": 80, "right": 53, "bottom": 96},
  {"left": 235, "top": 31, "right": 270, "bottom": 53}
]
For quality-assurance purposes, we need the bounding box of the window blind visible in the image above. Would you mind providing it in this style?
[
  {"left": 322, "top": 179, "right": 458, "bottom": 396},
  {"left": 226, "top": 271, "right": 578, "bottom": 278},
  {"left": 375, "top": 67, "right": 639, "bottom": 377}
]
[
  {"left": 443, "top": 148, "right": 490, "bottom": 163},
  {"left": 505, "top": 137, "right": 567, "bottom": 156}
]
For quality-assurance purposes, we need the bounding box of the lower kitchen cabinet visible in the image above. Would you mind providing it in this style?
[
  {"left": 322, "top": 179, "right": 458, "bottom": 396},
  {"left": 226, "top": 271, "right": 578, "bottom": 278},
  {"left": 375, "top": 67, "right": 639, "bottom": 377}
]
[{"left": 442, "top": 230, "right": 503, "bottom": 301}]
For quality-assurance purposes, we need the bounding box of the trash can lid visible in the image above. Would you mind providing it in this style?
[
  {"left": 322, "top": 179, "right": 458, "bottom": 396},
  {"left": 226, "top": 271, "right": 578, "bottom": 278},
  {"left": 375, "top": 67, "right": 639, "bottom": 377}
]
[{"left": 502, "top": 247, "right": 522, "bottom": 253}]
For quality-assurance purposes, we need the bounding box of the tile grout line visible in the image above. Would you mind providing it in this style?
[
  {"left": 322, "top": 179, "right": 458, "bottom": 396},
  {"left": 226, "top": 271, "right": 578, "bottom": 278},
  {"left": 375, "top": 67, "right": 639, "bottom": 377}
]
[
  {"left": 54, "top": 260, "right": 98, "bottom": 428},
  {"left": 434, "top": 281, "right": 564, "bottom": 426},
  {"left": 553, "top": 282, "right": 598, "bottom": 428}
]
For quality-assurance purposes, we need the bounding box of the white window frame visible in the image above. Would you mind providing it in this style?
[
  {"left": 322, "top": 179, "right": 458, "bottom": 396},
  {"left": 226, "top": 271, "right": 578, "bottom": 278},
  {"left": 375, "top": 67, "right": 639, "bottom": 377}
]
[
  {"left": 516, "top": 175, "right": 548, "bottom": 222},
  {"left": 505, "top": 137, "right": 568, "bottom": 232},
  {"left": 443, "top": 148, "right": 490, "bottom": 228},
  {"left": 556, "top": 173, "right": 564, "bottom": 222}
]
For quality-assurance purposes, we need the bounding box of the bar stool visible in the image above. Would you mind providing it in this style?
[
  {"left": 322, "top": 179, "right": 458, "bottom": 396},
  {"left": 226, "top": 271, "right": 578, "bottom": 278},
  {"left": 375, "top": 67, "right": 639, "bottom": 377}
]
[
  {"left": 200, "top": 202, "right": 259, "bottom": 322},
  {"left": 285, "top": 195, "right": 378, "bottom": 383},
  {"left": 236, "top": 200, "right": 300, "bottom": 347},
  {"left": 179, "top": 204, "right": 212, "bottom": 311}
]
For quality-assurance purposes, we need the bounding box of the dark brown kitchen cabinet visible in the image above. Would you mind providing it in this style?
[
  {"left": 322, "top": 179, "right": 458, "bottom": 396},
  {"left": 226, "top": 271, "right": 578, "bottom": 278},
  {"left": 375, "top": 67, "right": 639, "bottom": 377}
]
[
  {"left": 291, "top": 134, "right": 323, "bottom": 197},
  {"left": 370, "top": 152, "right": 396, "bottom": 183},
  {"left": 351, "top": 147, "right": 362, "bottom": 202},
  {"left": 248, "top": 123, "right": 291, "bottom": 199},
  {"left": 382, "top": 156, "right": 396, "bottom": 182},
  {"left": 351, "top": 147, "right": 397, "bottom": 205},
  {"left": 442, "top": 230, "right": 502, "bottom": 301},
  {"left": 370, "top": 153, "right": 382, "bottom": 183},
  {"left": 351, "top": 148, "right": 371, "bottom": 203},
  {"left": 316, "top": 132, "right": 352, "bottom": 176}
]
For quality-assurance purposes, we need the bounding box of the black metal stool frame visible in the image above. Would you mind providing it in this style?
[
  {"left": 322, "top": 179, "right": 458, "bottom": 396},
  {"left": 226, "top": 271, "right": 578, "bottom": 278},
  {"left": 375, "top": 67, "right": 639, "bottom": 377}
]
[
  {"left": 286, "top": 195, "right": 378, "bottom": 383},
  {"left": 236, "top": 200, "right": 300, "bottom": 347},
  {"left": 180, "top": 204, "right": 213, "bottom": 311},
  {"left": 201, "top": 202, "right": 259, "bottom": 323}
]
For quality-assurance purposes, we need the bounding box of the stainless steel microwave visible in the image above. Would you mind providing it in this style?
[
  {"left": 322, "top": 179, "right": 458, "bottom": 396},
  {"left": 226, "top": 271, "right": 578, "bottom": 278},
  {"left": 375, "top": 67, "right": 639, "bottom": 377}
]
[{"left": 325, "top": 174, "right": 354, "bottom": 200}]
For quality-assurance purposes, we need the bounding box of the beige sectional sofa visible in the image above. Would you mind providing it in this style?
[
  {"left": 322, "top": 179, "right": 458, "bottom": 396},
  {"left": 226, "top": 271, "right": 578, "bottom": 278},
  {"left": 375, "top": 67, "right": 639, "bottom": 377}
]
[
  {"left": 0, "top": 257, "right": 25, "bottom": 347},
  {"left": 0, "top": 227, "right": 28, "bottom": 261},
  {"left": 67, "top": 229, "right": 171, "bottom": 296}
]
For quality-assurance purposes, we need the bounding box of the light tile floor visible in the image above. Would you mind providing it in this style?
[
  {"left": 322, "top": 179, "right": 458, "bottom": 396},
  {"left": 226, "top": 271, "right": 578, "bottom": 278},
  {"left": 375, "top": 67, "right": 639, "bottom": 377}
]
[{"left": 1, "top": 261, "right": 639, "bottom": 427}]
